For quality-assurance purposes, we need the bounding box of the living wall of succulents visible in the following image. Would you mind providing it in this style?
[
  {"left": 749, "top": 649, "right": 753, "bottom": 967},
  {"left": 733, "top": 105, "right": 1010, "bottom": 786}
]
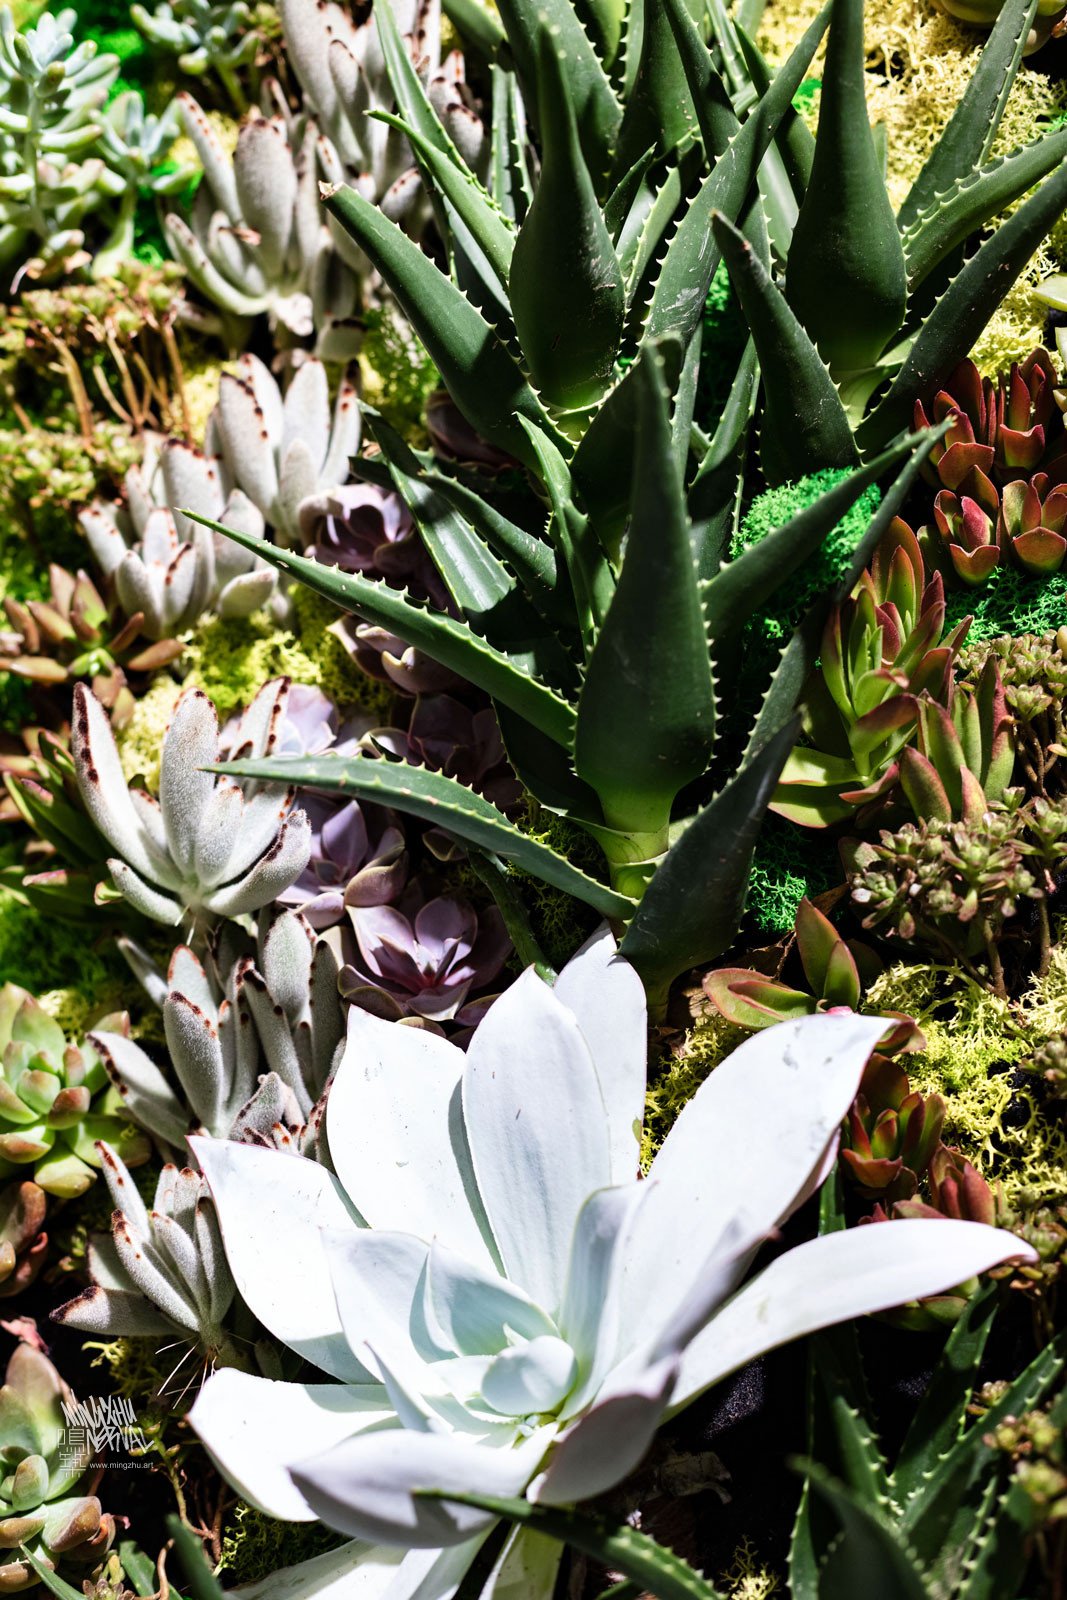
[{"left": 0, "top": 0, "right": 1064, "bottom": 1593}]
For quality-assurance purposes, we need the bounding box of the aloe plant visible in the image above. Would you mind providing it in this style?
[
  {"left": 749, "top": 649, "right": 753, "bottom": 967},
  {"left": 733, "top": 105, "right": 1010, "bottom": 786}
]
[{"left": 710, "top": 0, "right": 1067, "bottom": 480}]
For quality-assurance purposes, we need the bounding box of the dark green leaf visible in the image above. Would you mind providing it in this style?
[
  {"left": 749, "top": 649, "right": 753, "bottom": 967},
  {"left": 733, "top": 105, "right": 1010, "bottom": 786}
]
[
  {"left": 613, "top": 0, "right": 702, "bottom": 173},
  {"left": 415, "top": 1491, "right": 727, "bottom": 1600},
  {"left": 903, "top": 127, "right": 1067, "bottom": 290},
  {"left": 442, "top": 0, "right": 507, "bottom": 59},
  {"left": 213, "top": 755, "right": 633, "bottom": 919},
  {"left": 958, "top": 1479, "right": 1042, "bottom": 1600},
  {"left": 858, "top": 157, "right": 1067, "bottom": 453},
  {"left": 118, "top": 1541, "right": 165, "bottom": 1597},
  {"left": 643, "top": 1, "right": 831, "bottom": 352},
  {"left": 689, "top": 337, "right": 760, "bottom": 580},
  {"left": 897, "top": 0, "right": 1039, "bottom": 233},
  {"left": 466, "top": 850, "right": 556, "bottom": 978},
  {"left": 620, "top": 164, "right": 684, "bottom": 301},
  {"left": 742, "top": 608, "right": 824, "bottom": 768},
  {"left": 322, "top": 185, "right": 555, "bottom": 468},
  {"left": 734, "top": 23, "right": 815, "bottom": 199},
  {"left": 490, "top": 64, "right": 532, "bottom": 223},
  {"left": 573, "top": 342, "right": 716, "bottom": 834},
  {"left": 785, "top": 0, "right": 906, "bottom": 372},
  {"left": 573, "top": 0, "right": 628, "bottom": 67},
  {"left": 710, "top": 209, "right": 858, "bottom": 482},
  {"left": 166, "top": 1517, "right": 226, "bottom": 1600},
  {"left": 494, "top": 0, "right": 622, "bottom": 180},
  {"left": 517, "top": 417, "right": 614, "bottom": 646},
  {"left": 189, "top": 514, "right": 578, "bottom": 748},
  {"left": 619, "top": 720, "right": 797, "bottom": 1003},
  {"left": 661, "top": 0, "right": 740, "bottom": 160},
  {"left": 510, "top": 32, "right": 625, "bottom": 410},
  {"left": 17, "top": 1551, "right": 95, "bottom": 1600},
  {"left": 800, "top": 1465, "right": 931, "bottom": 1600}
]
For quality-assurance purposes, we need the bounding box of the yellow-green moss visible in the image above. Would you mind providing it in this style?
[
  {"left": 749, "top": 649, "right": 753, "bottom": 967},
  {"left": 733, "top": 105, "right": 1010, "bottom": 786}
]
[
  {"left": 867, "top": 958, "right": 1067, "bottom": 1207},
  {"left": 504, "top": 806, "right": 603, "bottom": 972},
  {"left": 642, "top": 1008, "right": 748, "bottom": 1169},
  {"left": 218, "top": 1502, "right": 344, "bottom": 1586},
  {"left": 759, "top": 0, "right": 1067, "bottom": 372},
  {"left": 115, "top": 674, "right": 183, "bottom": 786},
  {"left": 0, "top": 876, "right": 129, "bottom": 1026},
  {"left": 720, "top": 1539, "right": 781, "bottom": 1599}
]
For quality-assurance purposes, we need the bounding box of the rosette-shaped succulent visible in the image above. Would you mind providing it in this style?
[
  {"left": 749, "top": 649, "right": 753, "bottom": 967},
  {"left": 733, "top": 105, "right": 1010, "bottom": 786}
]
[
  {"left": 0, "top": 984, "right": 149, "bottom": 1199},
  {"left": 842, "top": 1053, "right": 946, "bottom": 1203},
  {"left": 0, "top": 1343, "right": 117, "bottom": 1591},
  {"left": 52, "top": 1143, "right": 245, "bottom": 1376},
  {"left": 132, "top": 0, "right": 267, "bottom": 110},
  {"left": 998, "top": 476, "right": 1067, "bottom": 576},
  {"left": 98, "top": 908, "right": 343, "bottom": 1154},
  {"left": 331, "top": 618, "right": 459, "bottom": 696},
  {"left": 279, "top": 796, "right": 407, "bottom": 930},
  {"left": 90, "top": 92, "right": 194, "bottom": 280},
  {"left": 71, "top": 679, "right": 311, "bottom": 931},
  {"left": 297, "top": 481, "right": 441, "bottom": 601},
  {"left": 209, "top": 354, "right": 360, "bottom": 546},
  {"left": 165, "top": 97, "right": 360, "bottom": 356},
  {"left": 915, "top": 352, "right": 1066, "bottom": 491},
  {"left": 928, "top": 481, "right": 1001, "bottom": 586},
  {"left": 187, "top": 934, "right": 1029, "bottom": 1600},
  {"left": 80, "top": 431, "right": 277, "bottom": 636},
  {"left": 372, "top": 695, "right": 523, "bottom": 812},
  {"left": 773, "top": 520, "right": 969, "bottom": 827},
  {"left": 340, "top": 886, "right": 509, "bottom": 1023},
  {"left": 0, "top": 1180, "right": 47, "bottom": 1298},
  {"left": 0, "top": 8, "right": 119, "bottom": 276},
  {"left": 0, "top": 563, "right": 183, "bottom": 714}
]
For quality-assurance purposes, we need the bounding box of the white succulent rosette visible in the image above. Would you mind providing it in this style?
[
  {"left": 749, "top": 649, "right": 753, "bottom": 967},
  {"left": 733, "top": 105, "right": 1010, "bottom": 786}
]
[{"left": 188, "top": 930, "right": 1031, "bottom": 1600}]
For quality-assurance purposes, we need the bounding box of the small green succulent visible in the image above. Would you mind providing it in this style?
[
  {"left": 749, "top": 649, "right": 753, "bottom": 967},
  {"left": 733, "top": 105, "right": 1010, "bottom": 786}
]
[{"left": 0, "top": 985, "right": 149, "bottom": 1199}]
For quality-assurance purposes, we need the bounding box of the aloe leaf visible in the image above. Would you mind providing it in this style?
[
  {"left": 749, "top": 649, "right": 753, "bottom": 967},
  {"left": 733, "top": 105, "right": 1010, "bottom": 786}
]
[
  {"left": 166, "top": 1518, "right": 225, "bottom": 1600},
  {"left": 490, "top": 64, "right": 532, "bottom": 224},
  {"left": 442, "top": 0, "right": 507, "bottom": 59},
  {"left": 322, "top": 186, "right": 556, "bottom": 468},
  {"left": 858, "top": 157, "right": 1067, "bottom": 453},
  {"left": 799, "top": 1465, "right": 932, "bottom": 1600},
  {"left": 496, "top": 703, "right": 606, "bottom": 818},
  {"left": 643, "top": 0, "right": 831, "bottom": 351},
  {"left": 118, "top": 1541, "right": 163, "bottom": 1597},
  {"left": 619, "top": 720, "right": 797, "bottom": 1002},
  {"left": 711, "top": 209, "right": 857, "bottom": 482},
  {"left": 661, "top": 0, "right": 740, "bottom": 159},
  {"left": 734, "top": 23, "right": 815, "bottom": 198},
  {"left": 743, "top": 609, "right": 824, "bottom": 769},
  {"left": 213, "top": 755, "right": 633, "bottom": 919},
  {"left": 889, "top": 1281, "right": 998, "bottom": 1511},
  {"left": 493, "top": 0, "right": 622, "bottom": 180},
  {"left": 834, "top": 420, "right": 951, "bottom": 596},
  {"left": 574, "top": 0, "right": 628, "bottom": 66},
  {"left": 957, "top": 1479, "right": 1043, "bottom": 1600},
  {"left": 785, "top": 0, "right": 907, "bottom": 373},
  {"left": 897, "top": 0, "right": 1039, "bottom": 234},
  {"left": 510, "top": 32, "right": 625, "bottom": 411},
  {"left": 573, "top": 343, "right": 715, "bottom": 834},
  {"left": 613, "top": 0, "right": 701, "bottom": 172},
  {"left": 371, "top": 110, "right": 514, "bottom": 296},
  {"left": 188, "top": 514, "right": 578, "bottom": 748},
  {"left": 620, "top": 164, "right": 684, "bottom": 301},
  {"left": 517, "top": 417, "right": 614, "bottom": 647},
  {"left": 415, "top": 1491, "right": 726, "bottom": 1600},
  {"left": 903, "top": 127, "right": 1067, "bottom": 290},
  {"left": 466, "top": 849, "right": 555, "bottom": 978},
  {"left": 604, "top": 144, "right": 658, "bottom": 242},
  {"left": 689, "top": 338, "right": 760, "bottom": 578},
  {"left": 364, "top": 418, "right": 577, "bottom": 688}
]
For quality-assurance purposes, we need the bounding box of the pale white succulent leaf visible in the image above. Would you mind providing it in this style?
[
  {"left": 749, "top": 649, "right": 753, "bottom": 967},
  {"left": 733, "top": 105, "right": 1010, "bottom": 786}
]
[
  {"left": 201, "top": 807, "right": 312, "bottom": 917},
  {"left": 164, "top": 990, "right": 228, "bottom": 1132},
  {"left": 531, "top": 1356, "right": 678, "bottom": 1508},
  {"left": 72, "top": 683, "right": 167, "bottom": 882},
  {"left": 282, "top": 357, "right": 332, "bottom": 470},
  {"left": 91, "top": 1029, "right": 189, "bottom": 1148},
  {"left": 159, "top": 688, "right": 219, "bottom": 871},
  {"left": 106, "top": 859, "right": 185, "bottom": 925},
  {"left": 423, "top": 1238, "right": 555, "bottom": 1359}
]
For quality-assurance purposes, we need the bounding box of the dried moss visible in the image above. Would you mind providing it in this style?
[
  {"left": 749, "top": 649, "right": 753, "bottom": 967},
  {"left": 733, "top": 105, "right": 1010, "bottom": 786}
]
[{"left": 720, "top": 1539, "right": 781, "bottom": 1600}]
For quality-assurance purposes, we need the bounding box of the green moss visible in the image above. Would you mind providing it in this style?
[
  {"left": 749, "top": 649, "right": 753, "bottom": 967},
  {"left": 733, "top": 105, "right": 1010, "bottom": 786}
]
[
  {"left": 745, "top": 813, "right": 840, "bottom": 936},
  {"left": 0, "top": 870, "right": 129, "bottom": 1028},
  {"left": 700, "top": 259, "right": 747, "bottom": 428},
  {"left": 944, "top": 567, "right": 1067, "bottom": 643},
  {"left": 867, "top": 958, "right": 1067, "bottom": 1208},
  {"left": 642, "top": 1007, "right": 747, "bottom": 1169},
  {"left": 359, "top": 302, "right": 439, "bottom": 445},
  {"left": 218, "top": 1502, "right": 344, "bottom": 1586},
  {"left": 505, "top": 806, "right": 603, "bottom": 972}
]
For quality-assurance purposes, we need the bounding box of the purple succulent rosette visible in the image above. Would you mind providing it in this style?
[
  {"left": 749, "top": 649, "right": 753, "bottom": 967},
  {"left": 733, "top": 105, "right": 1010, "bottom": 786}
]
[
  {"left": 278, "top": 794, "right": 407, "bottom": 930},
  {"left": 340, "top": 889, "right": 511, "bottom": 1023},
  {"left": 299, "top": 482, "right": 448, "bottom": 608},
  {"left": 333, "top": 619, "right": 462, "bottom": 696},
  {"left": 373, "top": 693, "right": 523, "bottom": 812}
]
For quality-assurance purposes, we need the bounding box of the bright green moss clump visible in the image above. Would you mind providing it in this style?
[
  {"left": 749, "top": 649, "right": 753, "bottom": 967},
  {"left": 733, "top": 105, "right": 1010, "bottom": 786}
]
[
  {"left": 745, "top": 814, "right": 840, "bottom": 937},
  {"left": 219, "top": 1502, "right": 344, "bottom": 1587},
  {"left": 0, "top": 870, "right": 129, "bottom": 1028},
  {"left": 945, "top": 568, "right": 1067, "bottom": 642}
]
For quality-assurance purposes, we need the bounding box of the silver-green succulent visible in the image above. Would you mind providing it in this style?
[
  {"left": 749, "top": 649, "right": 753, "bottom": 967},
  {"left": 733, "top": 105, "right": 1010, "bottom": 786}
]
[
  {"left": 71, "top": 677, "right": 311, "bottom": 932},
  {"left": 132, "top": 0, "right": 269, "bottom": 111}
]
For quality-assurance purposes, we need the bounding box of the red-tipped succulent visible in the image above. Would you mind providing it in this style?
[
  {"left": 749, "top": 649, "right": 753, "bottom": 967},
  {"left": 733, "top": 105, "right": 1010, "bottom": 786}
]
[
  {"left": 841, "top": 1053, "right": 946, "bottom": 1202},
  {"left": 998, "top": 476, "right": 1067, "bottom": 576},
  {"left": 915, "top": 351, "right": 1064, "bottom": 491}
]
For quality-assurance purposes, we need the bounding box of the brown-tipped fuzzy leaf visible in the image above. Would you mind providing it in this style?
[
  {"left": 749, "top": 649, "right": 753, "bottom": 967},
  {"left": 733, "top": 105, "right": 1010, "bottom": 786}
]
[
  {"left": 897, "top": 0, "right": 1039, "bottom": 234},
  {"left": 703, "top": 432, "right": 917, "bottom": 643},
  {"left": 904, "top": 128, "right": 1067, "bottom": 290},
  {"left": 711, "top": 211, "right": 857, "bottom": 483},
  {"left": 323, "top": 186, "right": 555, "bottom": 468},
  {"left": 802, "top": 1465, "right": 931, "bottom": 1600},
  {"left": 858, "top": 158, "right": 1067, "bottom": 453},
  {"left": 416, "top": 1492, "right": 726, "bottom": 1600},
  {"left": 619, "top": 721, "right": 796, "bottom": 1001},
  {"left": 643, "top": 1, "right": 831, "bottom": 351},
  {"left": 212, "top": 756, "right": 633, "bottom": 919},
  {"left": 189, "top": 514, "right": 577, "bottom": 748},
  {"left": 785, "top": 0, "right": 906, "bottom": 372},
  {"left": 573, "top": 344, "right": 715, "bottom": 835},
  {"left": 510, "top": 32, "right": 624, "bottom": 410},
  {"left": 493, "top": 0, "right": 621, "bottom": 180}
]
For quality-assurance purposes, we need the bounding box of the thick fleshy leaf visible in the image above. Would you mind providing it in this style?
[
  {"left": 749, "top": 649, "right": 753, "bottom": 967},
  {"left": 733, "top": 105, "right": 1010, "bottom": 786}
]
[
  {"left": 670, "top": 1220, "right": 1037, "bottom": 1411},
  {"left": 424, "top": 1239, "right": 556, "bottom": 1358},
  {"left": 71, "top": 685, "right": 173, "bottom": 888},
  {"left": 190, "top": 1369, "right": 389, "bottom": 1521},
  {"left": 227, "top": 1540, "right": 402, "bottom": 1600},
  {"left": 320, "top": 1229, "right": 435, "bottom": 1396},
  {"left": 552, "top": 928, "right": 645, "bottom": 1185},
  {"left": 292, "top": 1427, "right": 552, "bottom": 1549},
  {"left": 493, "top": 0, "right": 621, "bottom": 175},
  {"left": 462, "top": 968, "right": 612, "bottom": 1313},
  {"left": 191, "top": 1136, "right": 369, "bottom": 1380},
  {"left": 328, "top": 1008, "right": 496, "bottom": 1270},
  {"left": 558, "top": 1184, "right": 645, "bottom": 1416},
  {"left": 534, "top": 1357, "right": 676, "bottom": 1506}
]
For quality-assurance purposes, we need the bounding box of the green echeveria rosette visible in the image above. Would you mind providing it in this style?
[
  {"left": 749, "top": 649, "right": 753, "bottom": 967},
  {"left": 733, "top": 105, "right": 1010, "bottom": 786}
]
[
  {"left": 0, "top": 1343, "right": 116, "bottom": 1593},
  {"left": 0, "top": 985, "right": 150, "bottom": 1200}
]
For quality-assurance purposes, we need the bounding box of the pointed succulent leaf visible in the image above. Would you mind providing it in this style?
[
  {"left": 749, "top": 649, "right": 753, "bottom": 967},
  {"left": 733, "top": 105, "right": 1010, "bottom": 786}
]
[
  {"left": 660, "top": 0, "right": 740, "bottom": 161},
  {"left": 188, "top": 514, "right": 578, "bottom": 748},
  {"left": 612, "top": 0, "right": 701, "bottom": 171},
  {"left": 573, "top": 344, "right": 716, "bottom": 834},
  {"left": 897, "top": 0, "right": 1039, "bottom": 234},
  {"left": 711, "top": 211, "right": 857, "bottom": 483},
  {"left": 212, "top": 755, "right": 634, "bottom": 920},
  {"left": 492, "top": 0, "right": 622, "bottom": 179},
  {"left": 802, "top": 1462, "right": 931, "bottom": 1600},
  {"left": 509, "top": 32, "right": 624, "bottom": 411},
  {"left": 322, "top": 186, "right": 558, "bottom": 469},
  {"left": 785, "top": 0, "right": 907, "bottom": 373}
]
